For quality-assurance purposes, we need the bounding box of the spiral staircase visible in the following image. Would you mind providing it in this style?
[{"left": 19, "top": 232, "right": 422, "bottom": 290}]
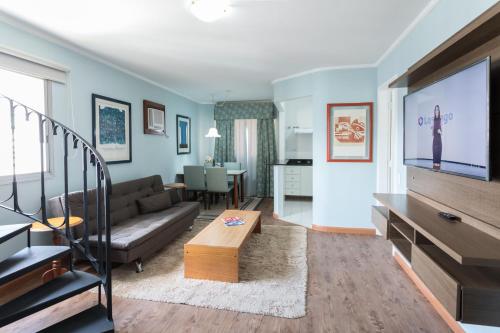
[{"left": 0, "top": 95, "right": 114, "bottom": 332}]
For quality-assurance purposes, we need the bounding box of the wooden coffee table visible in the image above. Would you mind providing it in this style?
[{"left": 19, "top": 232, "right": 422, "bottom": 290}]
[{"left": 184, "top": 210, "right": 261, "bottom": 283}]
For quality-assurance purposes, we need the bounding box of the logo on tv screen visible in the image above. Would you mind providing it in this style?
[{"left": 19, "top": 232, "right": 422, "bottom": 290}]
[{"left": 417, "top": 113, "right": 454, "bottom": 127}]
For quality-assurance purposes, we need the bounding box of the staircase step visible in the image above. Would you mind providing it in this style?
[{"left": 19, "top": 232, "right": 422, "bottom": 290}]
[
  {"left": 0, "top": 223, "right": 31, "bottom": 244},
  {"left": 38, "top": 304, "right": 114, "bottom": 333},
  {"left": 0, "top": 270, "right": 101, "bottom": 327},
  {"left": 0, "top": 246, "right": 71, "bottom": 285}
]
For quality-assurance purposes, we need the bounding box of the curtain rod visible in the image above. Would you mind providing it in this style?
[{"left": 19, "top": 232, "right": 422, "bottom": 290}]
[{"left": 215, "top": 99, "right": 274, "bottom": 105}]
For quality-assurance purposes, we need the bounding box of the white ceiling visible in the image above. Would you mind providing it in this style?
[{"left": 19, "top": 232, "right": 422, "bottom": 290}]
[{"left": 0, "top": 0, "right": 431, "bottom": 103}]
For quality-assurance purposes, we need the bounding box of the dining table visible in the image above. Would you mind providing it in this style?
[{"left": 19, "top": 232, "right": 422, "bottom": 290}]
[{"left": 177, "top": 169, "right": 247, "bottom": 209}]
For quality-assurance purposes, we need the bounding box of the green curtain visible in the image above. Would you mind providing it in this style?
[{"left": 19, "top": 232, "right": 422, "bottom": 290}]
[
  {"left": 214, "top": 101, "right": 276, "bottom": 120},
  {"left": 257, "top": 118, "right": 277, "bottom": 197},
  {"left": 213, "top": 101, "right": 277, "bottom": 197},
  {"left": 214, "top": 120, "right": 235, "bottom": 163}
]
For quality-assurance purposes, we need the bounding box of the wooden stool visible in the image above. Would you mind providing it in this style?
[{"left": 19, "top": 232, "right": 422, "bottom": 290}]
[{"left": 31, "top": 216, "right": 83, "bottom": 282}]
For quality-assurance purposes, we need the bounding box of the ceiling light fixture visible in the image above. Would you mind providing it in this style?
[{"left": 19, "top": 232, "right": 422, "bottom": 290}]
[{"left": 190, "top": 0, "right": 230, "bottom": 22}]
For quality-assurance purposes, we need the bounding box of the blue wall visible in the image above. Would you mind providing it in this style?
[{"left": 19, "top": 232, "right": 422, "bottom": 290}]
[
  {"left": 0, "top": 20, "right": 205, "bottom": 258},
  {"left": 197, "top": 104, "right": 216, "bottom": 163},
  {"left": 377, "top": 0, "right": 498, "bottom": 85},
  {"left": 274, "top": 68, "right": 378, "bottom": 229}
]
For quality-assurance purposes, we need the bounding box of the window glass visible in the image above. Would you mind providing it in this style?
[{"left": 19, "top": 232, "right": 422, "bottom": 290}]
[{"left": 0, "top": 68, "right": 48, "bottom": 177}]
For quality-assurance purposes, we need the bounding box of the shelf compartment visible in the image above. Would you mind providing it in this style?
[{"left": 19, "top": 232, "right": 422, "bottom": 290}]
[
  {"left": 414, "top": 243, "right": 500, "bottom": 326},
  {"left": 392, "top": 238, "right": 412, "bottom": 262},
  {"left": 371, "top": 206, "right": 388, "bottom": 239},
  {"left": 412, "top": 244, "right": 461, "bottom": 320},
  {"left": 391, "top": 220, "right": 414, "bottom": 243},
  {"left": 374, "top": 193, "right": 500, "bottom": 267}
]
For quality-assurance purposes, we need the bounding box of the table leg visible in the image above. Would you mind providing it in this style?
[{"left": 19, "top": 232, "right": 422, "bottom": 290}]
[
  {"left": 42, "top": 232, "right": 68, "bottom": 283},
  {"left": 233, "top": 175, "right": 239, "bottom": 209},
  {"left": 42, "top": 260, "right": 68, "bottom": 283},
  {"left": 240, "top": 174, "right": 245, "bottom": 202},
  {"left": 253, "top": 217, "right": 261, "bottom": 233}
]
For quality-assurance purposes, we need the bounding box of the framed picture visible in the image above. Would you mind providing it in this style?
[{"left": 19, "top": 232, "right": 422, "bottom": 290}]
[
  {"left": 327, "top": 102, "right": 373, "bottom": 162},
  {"left": 143, "top": 99, "right": 166, "bottom": 135},
  {"left": 176, "top": 115, "right": 191, "bottom": 155},
  {"left": 92, "top": 94, "right": 132, "bottom": 164}
]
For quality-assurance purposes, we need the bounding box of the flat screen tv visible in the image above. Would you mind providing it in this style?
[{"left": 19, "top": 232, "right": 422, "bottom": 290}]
[{"left": 404, "top": 58, "right": 490, "bottom": 181}]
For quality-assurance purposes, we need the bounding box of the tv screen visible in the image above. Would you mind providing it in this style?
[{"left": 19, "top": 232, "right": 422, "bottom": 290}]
[{"left": 404, "top": 58, "right": 490, "bottom": 181}]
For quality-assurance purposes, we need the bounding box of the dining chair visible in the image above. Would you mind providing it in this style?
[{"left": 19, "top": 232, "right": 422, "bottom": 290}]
[
  {"left": 206, "top": 167, "right": 234, "bottom": 209},
  {"left": 223, "top": 162, "right": 241, "bottom": 170},
  {"left": 183, "top": 165, "right": 208, "bottom": 209},
  {"left": 224, "top": 162, "right": 242, "bottom": 197}
]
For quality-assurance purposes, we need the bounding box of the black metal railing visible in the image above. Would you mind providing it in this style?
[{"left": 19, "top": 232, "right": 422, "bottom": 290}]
[{"left": 0, "top": 94, "right": 113, "bottom": 321}]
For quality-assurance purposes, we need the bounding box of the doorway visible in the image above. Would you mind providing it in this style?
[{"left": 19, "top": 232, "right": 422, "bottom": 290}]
[
  {"left": 276, "top": 96, "right": 313, "bottom": 228},
  {"left": 377, "top": 79, "right": 406, "bottom": 194}
]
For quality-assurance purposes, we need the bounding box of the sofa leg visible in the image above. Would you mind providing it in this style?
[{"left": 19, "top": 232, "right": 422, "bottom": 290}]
[
  {"left": 135, "top": 258, "right": 144, "bottom": 273},
  {"left": 188, "top": 225, "right": 193, "bottom": 231}
]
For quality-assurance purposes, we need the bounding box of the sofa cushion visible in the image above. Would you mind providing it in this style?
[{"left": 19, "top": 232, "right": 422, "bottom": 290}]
[
  {"left": 88, "top": 201, "right": 200, "bottom": 250},
  {"left": 137, "top": 191, "right": 172, "bottom": 214},
  {"left": 54, "top": 175, "right": 164, "bottom": 238}
]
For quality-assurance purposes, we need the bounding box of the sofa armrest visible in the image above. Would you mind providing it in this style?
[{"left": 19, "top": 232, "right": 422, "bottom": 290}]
[{"left": 47, "top": 196, "right": 64, "bottom": 218}]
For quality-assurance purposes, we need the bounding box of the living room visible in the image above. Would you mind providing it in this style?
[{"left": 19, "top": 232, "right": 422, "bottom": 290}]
[{"left": 0, "top": 1, "right": 499, "bottom": 332}]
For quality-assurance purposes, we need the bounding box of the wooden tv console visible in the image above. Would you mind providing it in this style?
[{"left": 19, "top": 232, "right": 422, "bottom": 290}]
[{"left": 373, "top": 193, "right": 500, "bottom": 327}]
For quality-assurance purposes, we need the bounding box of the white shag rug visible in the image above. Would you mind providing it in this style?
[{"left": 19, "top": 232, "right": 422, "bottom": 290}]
[{"left": 109, "top": 220, "right": 308, "bottom": 318}]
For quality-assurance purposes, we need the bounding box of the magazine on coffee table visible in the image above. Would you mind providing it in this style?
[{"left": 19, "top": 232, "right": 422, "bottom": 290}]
[{"left": 223, "top": 216, "right": 245, "bottom": 227}]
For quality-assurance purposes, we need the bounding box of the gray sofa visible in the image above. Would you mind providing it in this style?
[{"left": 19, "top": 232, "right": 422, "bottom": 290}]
[{"left": 48, "top": 175, "right": 200, "bottom": 272}]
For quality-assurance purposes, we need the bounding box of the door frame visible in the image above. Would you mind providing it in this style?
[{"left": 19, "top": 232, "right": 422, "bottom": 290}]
[{"left": 376, "top": 76, "right": 404, "bottom": 194}]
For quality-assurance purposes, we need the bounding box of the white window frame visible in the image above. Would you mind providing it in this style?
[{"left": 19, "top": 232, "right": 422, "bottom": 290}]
[{"left": 0, "top": 80, "right": 55, "bottom": 186}]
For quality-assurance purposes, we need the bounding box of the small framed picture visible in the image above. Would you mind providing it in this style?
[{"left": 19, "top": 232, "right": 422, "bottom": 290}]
[
  {"left": 143, "top": 100, "right": 165, "bottom": 135},
  {"left": 92, "top": 94, "right": 132, "bottom": 164},
  {"left": 327, "top": 102, "right": 373, "bottom": 162},
  {"left": 176, "top": 115, "right": 191, "bottom": 155}
]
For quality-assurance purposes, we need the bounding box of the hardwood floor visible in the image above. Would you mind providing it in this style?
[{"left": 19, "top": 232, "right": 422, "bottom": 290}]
[{"left": 2, "top": 199, "right": 451, "bottom": 333}]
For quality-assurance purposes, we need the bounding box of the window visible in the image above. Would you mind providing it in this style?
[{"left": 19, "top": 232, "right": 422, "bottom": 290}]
[
  {"left": 0, "top": 68, "right": 51, "bottom": 179},
  {"left": 234, "top": 119, "right": 258, "bottom": 196}
]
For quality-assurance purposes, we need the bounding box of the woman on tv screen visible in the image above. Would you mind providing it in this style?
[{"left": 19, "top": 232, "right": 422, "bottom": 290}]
[{"left": 432, "top": 105, "right": 442, "bottom": 170}]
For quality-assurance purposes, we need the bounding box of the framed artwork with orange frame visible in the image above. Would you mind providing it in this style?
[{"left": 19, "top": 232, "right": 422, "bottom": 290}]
[{"left": 327, "top": 102, "right": 373, "bottom": 162}]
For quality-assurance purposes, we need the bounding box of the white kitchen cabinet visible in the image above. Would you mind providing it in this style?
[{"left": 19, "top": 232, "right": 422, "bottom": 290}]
[
  {"left": 300, "top": 166, "right": 313, "bottom": 196},
  {"left": 284, "top": 166, "right": 312, "bottom": 196}
]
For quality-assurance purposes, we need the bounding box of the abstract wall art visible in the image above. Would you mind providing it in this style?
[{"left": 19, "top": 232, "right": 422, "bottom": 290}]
[
  {"left": 92, "top": 94, "right": 132, "bottom": 164},
  {"left": 176, "top": 114, "right": 191, "bottom": 155},
  {"left": 327, "top": 102, "right": 373, "bottom": 162}
]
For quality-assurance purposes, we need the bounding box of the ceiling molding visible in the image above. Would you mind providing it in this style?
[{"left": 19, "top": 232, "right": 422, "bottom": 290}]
[
  {"left": 373, "top": 0, "right": 440, "bottom": 67},
  {"left": 271, "top": 0, "right": 439, "bottom": 85},
  {"left": 1, "top": 0, "right": 440, "bottom": 100},
  {"left": 271, "top": 63, "right": 376, "bottom": 85},
  {"left": 0, "top": 11, "right": 202, "bottom": 104}
]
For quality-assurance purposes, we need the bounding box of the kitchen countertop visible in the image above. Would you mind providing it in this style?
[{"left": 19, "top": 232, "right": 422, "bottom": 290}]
[
  {"left": 269, "top": 159, "right": 313, "bottom": 166},
  {"left": 269, "top": 160, "right": 289, "bottom": 166}
]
